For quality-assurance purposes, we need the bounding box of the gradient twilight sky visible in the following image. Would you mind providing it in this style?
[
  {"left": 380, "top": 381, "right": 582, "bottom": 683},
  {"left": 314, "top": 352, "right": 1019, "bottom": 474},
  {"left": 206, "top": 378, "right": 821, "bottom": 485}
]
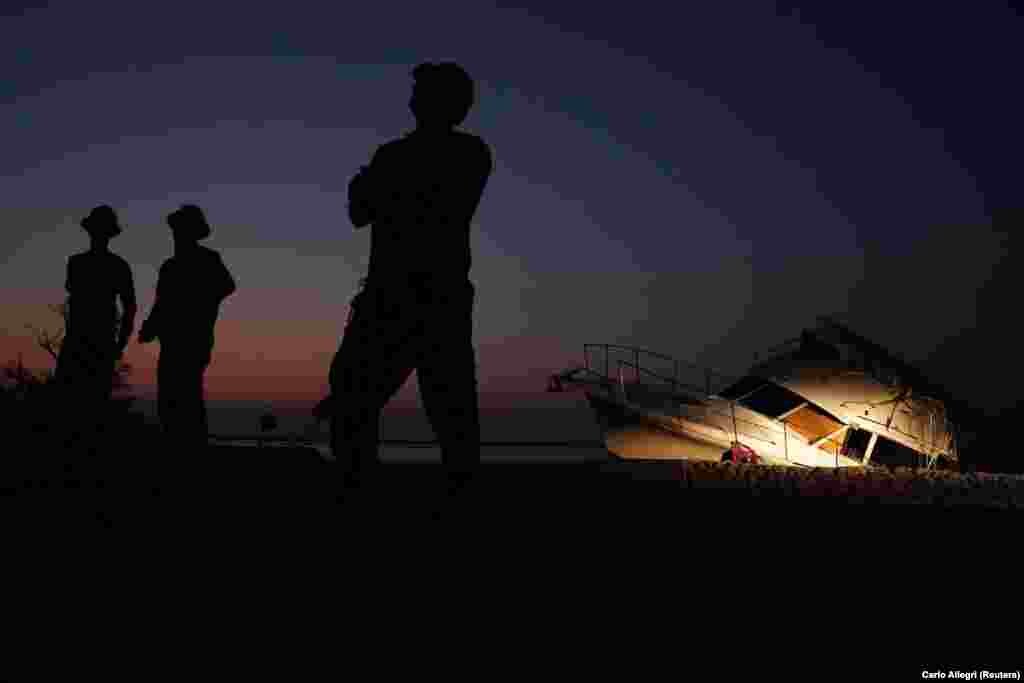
[{"left": 2, "top": 1, "right": 1020, "bottom": 413}]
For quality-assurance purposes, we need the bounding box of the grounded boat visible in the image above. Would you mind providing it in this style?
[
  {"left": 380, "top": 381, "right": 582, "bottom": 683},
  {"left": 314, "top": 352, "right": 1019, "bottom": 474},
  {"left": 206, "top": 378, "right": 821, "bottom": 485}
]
[{"left": 548, "top": 316, "right": 960, "bottom": 470}]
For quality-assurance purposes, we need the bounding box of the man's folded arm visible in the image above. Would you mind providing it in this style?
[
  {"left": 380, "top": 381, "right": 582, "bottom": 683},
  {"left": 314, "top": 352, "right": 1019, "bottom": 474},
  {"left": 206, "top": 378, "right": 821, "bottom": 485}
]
[
  {"left": 348, "top": 149, "right": 384, "bottom": 229},
  {"left": 444, "top": 141, "right": 493, "bottom": 228}
]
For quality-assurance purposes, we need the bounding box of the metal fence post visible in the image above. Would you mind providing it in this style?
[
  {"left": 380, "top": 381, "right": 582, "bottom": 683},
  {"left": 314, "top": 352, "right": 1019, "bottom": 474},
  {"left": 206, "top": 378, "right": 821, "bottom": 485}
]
[
  {"left": 783, "top": 422, "right": 788, "bottom": 461},
  {"left": 731, "top": 401, "right": 738, "bottom": 442}
]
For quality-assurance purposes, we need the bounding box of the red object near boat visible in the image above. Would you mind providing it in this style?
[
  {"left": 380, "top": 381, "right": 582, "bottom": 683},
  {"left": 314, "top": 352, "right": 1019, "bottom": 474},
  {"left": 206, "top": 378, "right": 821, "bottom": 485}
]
[{"left": 723, "top": 442, "right": 760, "bottom": 464}]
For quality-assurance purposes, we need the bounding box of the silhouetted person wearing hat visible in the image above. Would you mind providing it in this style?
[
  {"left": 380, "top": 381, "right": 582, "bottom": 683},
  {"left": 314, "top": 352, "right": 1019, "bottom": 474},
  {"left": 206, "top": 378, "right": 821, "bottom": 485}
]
[
  {"left": 325, "top": 62, "right": 493, "bottom": 491},
  {"left": 55, "top": 205, "right": 137, "bottom": 449},
  {"left": 138, "top": 205, "right": 236, "bottom": 452}
]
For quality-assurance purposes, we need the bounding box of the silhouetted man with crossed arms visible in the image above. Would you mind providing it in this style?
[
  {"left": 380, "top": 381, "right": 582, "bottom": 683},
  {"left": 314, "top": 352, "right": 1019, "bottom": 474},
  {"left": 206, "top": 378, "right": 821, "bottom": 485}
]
[{"left": 327, "top": 62, "right": 493, "bottom": 491}]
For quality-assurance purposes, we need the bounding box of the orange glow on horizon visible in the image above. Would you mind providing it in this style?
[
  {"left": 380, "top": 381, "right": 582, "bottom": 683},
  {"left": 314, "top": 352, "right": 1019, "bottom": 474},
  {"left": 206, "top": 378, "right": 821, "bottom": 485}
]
[{"left": 4, "top": 315, "right": 581, "bottom": 406}]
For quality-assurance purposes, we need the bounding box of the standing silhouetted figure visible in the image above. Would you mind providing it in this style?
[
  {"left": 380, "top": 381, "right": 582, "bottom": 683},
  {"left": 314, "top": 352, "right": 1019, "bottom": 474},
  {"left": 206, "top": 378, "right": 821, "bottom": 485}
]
[
  {"left": 326, "top": 62, "right": 493, "bottom": 489},
  {"left": 55, "top": 205, "right": 137, "bottom": 449},
  {"left": 138, "top": 205, "right": 236, "bottom": 453}
]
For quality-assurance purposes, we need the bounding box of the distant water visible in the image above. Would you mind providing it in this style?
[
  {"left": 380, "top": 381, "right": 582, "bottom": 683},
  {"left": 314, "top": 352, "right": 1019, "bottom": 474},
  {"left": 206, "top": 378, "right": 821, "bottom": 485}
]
[
  {"left": 131, "top": 395, "right": 607, "bottom": 462},
  {"left": 214, "top": 438, "right": 608, "bottom": 464},
  {"left": 301, "top": 443, "right": 609, "bottom": 464}
]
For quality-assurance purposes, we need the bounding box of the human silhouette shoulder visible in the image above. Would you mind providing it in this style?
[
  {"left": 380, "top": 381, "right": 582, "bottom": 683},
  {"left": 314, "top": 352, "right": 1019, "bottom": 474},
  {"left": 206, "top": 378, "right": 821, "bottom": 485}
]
[
  {"left": 351, "top": 131, "right": 492, "bottom": 282},
  {"left": 158, "top": 244, "right": 234, "bottom": 297},
  {"left": 139, "top": 205, "right": 235, "bottom": 348},
  {"left": 356, "top": 130, "right": 491, "bottom": 227},
  {"left": 63, "top": 206, "right": 136, "bottom": 346},
  {"left": 153, "top": 241, "right": 234, "bottom": 305},
  {"left": 66, "top": 250, "right": 134, "bottom": 307},
  {"left": 345, "top": 62, "right": 493, "bottom": 286}
]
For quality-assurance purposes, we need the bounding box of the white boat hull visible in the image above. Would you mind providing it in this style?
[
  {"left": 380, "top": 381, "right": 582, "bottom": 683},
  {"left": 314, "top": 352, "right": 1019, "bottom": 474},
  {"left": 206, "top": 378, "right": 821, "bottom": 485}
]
[
  {"left": 587, "top": 389, "right": 862, "bottom": 468},
  {"left": 557, "top": 322, "right": 959, "bottom": 470}
]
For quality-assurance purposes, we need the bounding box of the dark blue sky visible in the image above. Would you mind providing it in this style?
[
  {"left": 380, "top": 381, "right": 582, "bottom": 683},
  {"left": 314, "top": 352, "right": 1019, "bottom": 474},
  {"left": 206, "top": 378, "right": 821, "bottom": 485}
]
[{"left": 2, "top": 1, "right": 1020, "bottom": 413}]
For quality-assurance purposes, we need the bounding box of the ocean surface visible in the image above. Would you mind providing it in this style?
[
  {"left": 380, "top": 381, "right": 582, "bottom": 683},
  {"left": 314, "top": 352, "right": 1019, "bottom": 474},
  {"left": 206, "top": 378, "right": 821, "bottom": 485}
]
[{"left": 130, "top": 394, "right": 609, "bottom": 462}]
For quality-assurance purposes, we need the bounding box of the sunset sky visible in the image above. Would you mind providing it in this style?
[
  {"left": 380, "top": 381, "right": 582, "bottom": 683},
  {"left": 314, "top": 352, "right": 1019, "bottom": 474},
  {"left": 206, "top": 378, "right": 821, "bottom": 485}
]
[{"left": 2, "top": 1, "right": 1020, "bottom": 417}]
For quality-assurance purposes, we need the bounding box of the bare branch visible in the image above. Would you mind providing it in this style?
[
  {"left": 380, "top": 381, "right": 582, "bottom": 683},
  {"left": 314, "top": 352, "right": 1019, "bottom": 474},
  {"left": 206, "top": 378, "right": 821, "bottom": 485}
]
[
  {"left": 24, "top": 322, "right": 61, "bottom": 362},
  {"left": 13, "top": 299, "right": 136, "bottom": 399}
]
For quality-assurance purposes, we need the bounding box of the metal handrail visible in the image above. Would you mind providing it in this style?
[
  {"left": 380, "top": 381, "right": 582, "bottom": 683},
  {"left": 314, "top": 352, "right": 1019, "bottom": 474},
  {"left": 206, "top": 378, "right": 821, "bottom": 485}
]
[
  {"left": 685, "top": 406, "right": 785, "bottom": 446},
  {"left": 613, "top": 359, "right": 785, "bottom": 447},
  {"left": 575, "top": 343, "right": 960, "bottom": 464},
  {"left": 583, "top": 343, "right": 741, "bottom": 395},
  {"left": 593, "top": 356, "right": 855, "bottom": 453},
  {"left": 584, "top": 343, "right": 737, "bottom": 379},
  {"left": 853, "top": 415, "right": 954, "bottom": 456},
  {"left": 612, "top": 359, "right": 713, "bottom": 399},
  {"left": 613, "top": 359, "right": 854, "bottom": 459}
]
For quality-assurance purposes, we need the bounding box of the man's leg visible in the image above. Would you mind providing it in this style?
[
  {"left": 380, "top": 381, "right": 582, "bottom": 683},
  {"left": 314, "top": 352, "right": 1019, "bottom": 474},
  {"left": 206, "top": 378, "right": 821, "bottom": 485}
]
[
  {"left": 55, "top": 339, "right": 96, "bottom": 452},
  {"left": 156, "top": 355, "right": 177, "bottom": 448},
  {"left": 417, "top": 282, "right": 480, "bottom": 484},
  {"left": 89, "top": 348, "right": 118, "bottom": 455},
  {"left": 157, "top": 354, "right": 206, "bottom": 455},
  {"left": 187, "top": 361, "right": 209, "bottom": 452},
  {"left": 328, "top": 287, "right": 421, "bottom": 483}
]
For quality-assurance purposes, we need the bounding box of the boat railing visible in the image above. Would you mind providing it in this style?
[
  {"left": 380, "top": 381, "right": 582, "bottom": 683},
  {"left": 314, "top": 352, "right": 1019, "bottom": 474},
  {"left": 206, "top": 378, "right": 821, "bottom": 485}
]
[
  {"left": 612, "top": 357, "right": 710, "bottom": 398},
  {"left": 578, "top": 344, "right": 860, "bottom": 459},
  {"left": 612, "top": 359, "right": 788, "bottom": 451},
  {"left": 611, "top": 359, "right": 848, "bottom": 460},
  {"left": 583, "top": 343, "right": 740, "bottom": 398}
]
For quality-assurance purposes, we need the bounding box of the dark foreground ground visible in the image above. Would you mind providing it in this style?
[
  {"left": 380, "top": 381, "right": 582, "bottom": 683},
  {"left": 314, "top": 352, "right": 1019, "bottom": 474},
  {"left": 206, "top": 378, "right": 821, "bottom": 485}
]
[
  {"left": 6, "top": 442, "right": 1021, "bottom": 663},
  {"left": 8, "top": 443, "right": 1020, "bottom": 677},
  {"left": 5, "top": 443, "right": 1020, "bottom": 545}
]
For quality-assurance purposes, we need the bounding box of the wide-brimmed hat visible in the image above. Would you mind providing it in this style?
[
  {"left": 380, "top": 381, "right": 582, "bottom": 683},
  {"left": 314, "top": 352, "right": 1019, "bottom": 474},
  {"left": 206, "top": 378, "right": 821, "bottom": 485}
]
[
  {"left": 80, "top": 205, "right": 122, "bottom": 238},
  {"left": 167, "top": 204, "right": 212, "bottom": 240}
]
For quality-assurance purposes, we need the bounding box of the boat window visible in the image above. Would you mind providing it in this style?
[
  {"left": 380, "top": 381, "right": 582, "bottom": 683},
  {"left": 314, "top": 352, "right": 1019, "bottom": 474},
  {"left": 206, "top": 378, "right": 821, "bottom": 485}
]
[
  {"left": 782, "top": 403, "right": 846, "bottom": 454},
  {"left": 718, "top": 376, "right": 767, "bottom": 401},
  {"left": 738, "top": 382, "right": 806, "bottom": 418},
  {"left": 841, "top": 428, "right": 873, "bottom": 463},
  {"left": 868, "top": 436, "right": 925, "bottom": 469},
  {"left": 815, "top": 430, "right": 847, "bottom": 457}
]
